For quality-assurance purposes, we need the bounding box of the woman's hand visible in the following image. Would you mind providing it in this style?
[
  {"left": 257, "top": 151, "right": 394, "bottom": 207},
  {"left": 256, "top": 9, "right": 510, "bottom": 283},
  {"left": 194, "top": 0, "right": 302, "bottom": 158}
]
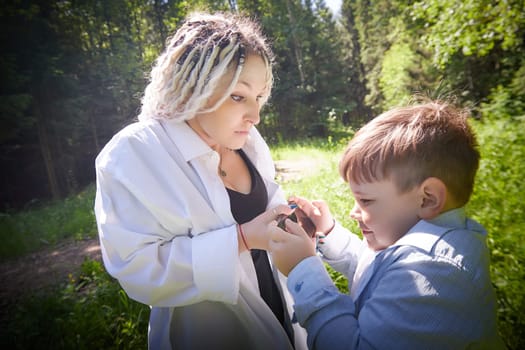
[
  {"left": 240, "top": 204, "right": 294, "bottom": 251},
  {"left": 268, "top": 219, "right": 316, "bottom": 276},
  {"left": 288, "top": 195, "right": 335, "bottom": 236}
]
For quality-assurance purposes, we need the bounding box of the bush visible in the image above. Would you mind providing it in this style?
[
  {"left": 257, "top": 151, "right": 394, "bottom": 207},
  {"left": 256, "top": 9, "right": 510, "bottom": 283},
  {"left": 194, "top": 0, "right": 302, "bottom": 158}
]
[
  {"left": 468, "top": 116, "right": 525, "bottom": 349},
  {"left": 2, "top": 259, "right": 149, "bottom": 349}
]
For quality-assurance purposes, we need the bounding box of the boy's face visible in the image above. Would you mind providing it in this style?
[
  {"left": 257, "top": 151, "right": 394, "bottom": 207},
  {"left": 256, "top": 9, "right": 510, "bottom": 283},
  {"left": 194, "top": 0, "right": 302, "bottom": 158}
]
[{"left": 348, "top": 179, "right": 422, "bottom": 251}]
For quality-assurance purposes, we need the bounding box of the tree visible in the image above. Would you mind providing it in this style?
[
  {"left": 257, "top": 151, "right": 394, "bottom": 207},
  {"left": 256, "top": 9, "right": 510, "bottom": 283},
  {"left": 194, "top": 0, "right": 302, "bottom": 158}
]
[{"left": 409, "top": 0, "right": 525, "bottom": 105}]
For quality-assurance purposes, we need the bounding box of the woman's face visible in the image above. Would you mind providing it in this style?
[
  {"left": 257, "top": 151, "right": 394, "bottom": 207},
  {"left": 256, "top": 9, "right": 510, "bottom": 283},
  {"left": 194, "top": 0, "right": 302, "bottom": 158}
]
[{"left": 187, "top": 54, "right": 269, "bottom": 150}]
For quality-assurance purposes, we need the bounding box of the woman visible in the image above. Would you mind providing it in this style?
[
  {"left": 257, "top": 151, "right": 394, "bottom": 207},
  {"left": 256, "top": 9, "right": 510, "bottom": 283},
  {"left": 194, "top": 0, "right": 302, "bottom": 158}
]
[{"left": 94, "top": 11, "right": 307, "bottom": 349}]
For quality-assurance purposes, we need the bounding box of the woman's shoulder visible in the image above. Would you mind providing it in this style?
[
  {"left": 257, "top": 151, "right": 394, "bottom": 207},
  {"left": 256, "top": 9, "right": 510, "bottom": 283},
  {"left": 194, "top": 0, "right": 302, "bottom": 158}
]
[
  {"left": 96, "top": 119, "right": 163, "bottom": 169},
  {"left": 113, "top": 119, "right": 162, "bottom": 141}
]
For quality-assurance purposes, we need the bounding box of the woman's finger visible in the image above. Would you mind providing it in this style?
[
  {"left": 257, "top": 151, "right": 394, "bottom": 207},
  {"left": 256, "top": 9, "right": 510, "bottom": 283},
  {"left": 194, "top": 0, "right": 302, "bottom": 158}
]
[{"left": 269, "top": 204, "right": 294, "bottom": 221}]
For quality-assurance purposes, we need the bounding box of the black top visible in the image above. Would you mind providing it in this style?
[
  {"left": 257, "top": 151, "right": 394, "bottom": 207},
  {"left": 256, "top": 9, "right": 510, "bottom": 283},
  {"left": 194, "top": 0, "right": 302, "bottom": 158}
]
[
  {"left": 226, "top": 149, "right": 268, "bottom": 224},
  {"left": 226, "top": 149, "right": 293, "bottom": 344}
]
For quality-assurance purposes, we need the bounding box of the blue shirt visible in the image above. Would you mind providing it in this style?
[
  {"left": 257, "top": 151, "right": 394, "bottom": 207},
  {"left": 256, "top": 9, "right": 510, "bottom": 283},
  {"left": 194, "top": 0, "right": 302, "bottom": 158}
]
[{"left": 287, "top": 208, "right": 504, "bottom": 349}]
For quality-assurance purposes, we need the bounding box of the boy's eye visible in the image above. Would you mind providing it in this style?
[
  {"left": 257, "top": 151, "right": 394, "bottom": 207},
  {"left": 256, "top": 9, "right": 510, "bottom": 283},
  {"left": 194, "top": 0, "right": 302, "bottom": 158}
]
[
  {"left": 231, "top": 94, "right": 244, "bottom": 102},
  {"left": 359, "top": 198, "right": 373, "bottom": 206}
]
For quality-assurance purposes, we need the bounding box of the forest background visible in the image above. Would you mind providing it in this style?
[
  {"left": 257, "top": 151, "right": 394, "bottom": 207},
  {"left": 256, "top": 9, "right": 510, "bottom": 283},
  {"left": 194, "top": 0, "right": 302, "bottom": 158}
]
[{"left": 1, "top": 0, "right": 524, "bottom": 348}]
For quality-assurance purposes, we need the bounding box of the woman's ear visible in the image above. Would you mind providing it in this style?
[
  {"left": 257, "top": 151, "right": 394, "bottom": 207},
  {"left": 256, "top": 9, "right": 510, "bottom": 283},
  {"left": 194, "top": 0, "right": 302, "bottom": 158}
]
[{"left": 418, "top": 177, "right": 448, "bottom": 220}]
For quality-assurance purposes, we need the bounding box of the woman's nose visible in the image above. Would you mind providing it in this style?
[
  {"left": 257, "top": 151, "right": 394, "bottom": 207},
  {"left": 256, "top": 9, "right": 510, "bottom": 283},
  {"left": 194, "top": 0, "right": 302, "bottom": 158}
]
[{"left": 246, "top": 101, "right": 261, "bottom": 125}]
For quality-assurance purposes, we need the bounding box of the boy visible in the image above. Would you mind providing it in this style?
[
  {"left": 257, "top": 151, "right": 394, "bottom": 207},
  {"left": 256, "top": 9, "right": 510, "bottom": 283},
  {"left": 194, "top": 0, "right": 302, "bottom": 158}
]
[{"left": 269, "top": 101, "right": 504, "bottom": 349}]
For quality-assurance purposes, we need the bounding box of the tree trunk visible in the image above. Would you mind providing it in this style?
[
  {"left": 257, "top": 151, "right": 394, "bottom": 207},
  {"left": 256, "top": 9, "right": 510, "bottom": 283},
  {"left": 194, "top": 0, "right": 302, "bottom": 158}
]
[
  {"left": 35, "top": 105, "right": 61, "bottom": 200},
  {"left": 286, "top": 0, "right": 305, "bottom": 86},
  {"left": 90, "top": 112, "right": 101, "bottom": 153},
  {"left": 342, "top": 2, "right": 372, "bottom": 122}
]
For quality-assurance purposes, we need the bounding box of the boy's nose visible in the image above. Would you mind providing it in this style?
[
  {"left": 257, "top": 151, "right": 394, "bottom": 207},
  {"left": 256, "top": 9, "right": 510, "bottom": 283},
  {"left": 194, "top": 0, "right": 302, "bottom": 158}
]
[{"left": 350, "top": 203, "right": 361, "bottom": 220}]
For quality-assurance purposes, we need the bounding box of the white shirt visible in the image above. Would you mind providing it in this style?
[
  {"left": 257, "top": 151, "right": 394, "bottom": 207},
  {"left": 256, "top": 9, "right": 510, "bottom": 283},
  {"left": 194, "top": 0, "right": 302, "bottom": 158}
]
[
  {"left": 349, "top": 245, "right": 378, "bottom": 299},
  {"left": 94, "top": 118, "right": 307, "bottom": 349}
]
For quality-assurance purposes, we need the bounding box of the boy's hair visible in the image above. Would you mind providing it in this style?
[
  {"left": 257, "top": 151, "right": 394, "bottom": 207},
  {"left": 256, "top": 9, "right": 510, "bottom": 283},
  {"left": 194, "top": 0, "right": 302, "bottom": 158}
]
[
  {"left": 138, "top": 12, "right": 274, "bottom": 122},
  {"left": 339, "top": 100, "right": 480, "bottom": 207}
]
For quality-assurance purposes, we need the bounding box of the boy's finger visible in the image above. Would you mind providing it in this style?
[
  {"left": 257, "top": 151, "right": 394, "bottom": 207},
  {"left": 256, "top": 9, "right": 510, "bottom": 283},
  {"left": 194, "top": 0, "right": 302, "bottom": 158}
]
[
  {"left": 290, "top": 196, "right": 319, "bottom": 217},
  {"left": 269, "top": 223, "right": 289, "bottom": 242},
  {"left": 311, "top": 200, "right": 328, "bottom": 215},
  {"left": 284, "top": 219, "right": 309, "bottom": 238},
  {"left": 288, "top": 195, "right": 310, "bottom": 209}
]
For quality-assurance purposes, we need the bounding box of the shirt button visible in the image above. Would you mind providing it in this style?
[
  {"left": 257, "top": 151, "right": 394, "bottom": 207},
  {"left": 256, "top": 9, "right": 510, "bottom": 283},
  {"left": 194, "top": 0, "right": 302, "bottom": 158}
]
[{"left": 294, "top": 281, "right": 304, "bottom": 292}]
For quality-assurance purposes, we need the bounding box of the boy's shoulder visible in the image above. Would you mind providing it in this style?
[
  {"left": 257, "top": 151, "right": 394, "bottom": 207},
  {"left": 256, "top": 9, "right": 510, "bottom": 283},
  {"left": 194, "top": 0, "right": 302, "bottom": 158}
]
[{"left": 388, "top": 215, "right": 490, "bottom": 278}]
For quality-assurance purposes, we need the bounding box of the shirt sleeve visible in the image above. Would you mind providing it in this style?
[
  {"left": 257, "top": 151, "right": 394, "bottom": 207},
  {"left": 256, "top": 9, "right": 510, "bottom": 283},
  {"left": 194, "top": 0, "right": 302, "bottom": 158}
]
[
  {"left": 317, "top": 221, "right": 363, "bottom": 280},
  {"left": 287, "top": 256, "right": 360, "bottom": 350},
  {"left": 94, "top": 130, "right": 241, "bottom": 307},
  {"left": 287, "top": 249, "right": 502, "bottom": 350}
]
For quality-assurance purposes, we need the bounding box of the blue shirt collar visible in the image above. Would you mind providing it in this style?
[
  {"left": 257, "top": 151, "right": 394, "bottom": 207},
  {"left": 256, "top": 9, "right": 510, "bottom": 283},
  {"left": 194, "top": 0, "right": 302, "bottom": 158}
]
[{"left": 392, "top": 208, "right": 468, "bottom": 253}]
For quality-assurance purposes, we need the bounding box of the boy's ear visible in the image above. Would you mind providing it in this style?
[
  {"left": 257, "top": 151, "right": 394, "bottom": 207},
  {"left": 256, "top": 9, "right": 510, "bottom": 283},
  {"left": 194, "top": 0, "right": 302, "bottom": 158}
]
[{"left": 418, "top": 177, "right": 448, "bottom": 220}]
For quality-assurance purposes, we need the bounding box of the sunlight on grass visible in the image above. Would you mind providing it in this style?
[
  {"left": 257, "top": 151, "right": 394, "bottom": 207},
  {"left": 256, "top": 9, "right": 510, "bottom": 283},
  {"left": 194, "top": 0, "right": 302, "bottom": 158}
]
[
  {"left": 272, "top": 139, "right": 359, "bottom": 233},
  {"left": 272, "top": 140, "right": 361, "bottom": 293},
  {"left": 0, "top": 185, "right": 97, "bottom": 262}
]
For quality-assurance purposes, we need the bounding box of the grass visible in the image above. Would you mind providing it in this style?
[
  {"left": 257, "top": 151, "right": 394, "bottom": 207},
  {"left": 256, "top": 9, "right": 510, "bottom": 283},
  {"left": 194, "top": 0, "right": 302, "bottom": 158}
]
[
  {"left": 2, "top": 259, "right": 149, "bottom": 349},
  {"left": 1, "top": 118, "right": 524, "bottom": 349},
  {"left": 0, "top": 185, "right": 97, "bottom": 262}
]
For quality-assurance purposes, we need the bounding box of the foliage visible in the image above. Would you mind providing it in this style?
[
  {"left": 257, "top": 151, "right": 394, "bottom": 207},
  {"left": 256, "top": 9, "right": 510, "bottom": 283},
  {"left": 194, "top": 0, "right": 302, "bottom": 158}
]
[
  {"left": 257, "top": 0, "right": 353, "bottom": 139},
  {"left": 2, "top": 0, "right": 524, "bottom": 209},
  {"left": 480, "top": 61, "right": 525, "bottom": 120},
  {"left": 348, "top": 0, "right": 407, "bottom": 111},
  {"left": 406, "top": 0, "right": 525, "bottom": 105},
  {"left": 0, "top": 185, "right": 97, "bottom": 262},
  {"left": 468, "top": 113, "right": 525, "bottom": 349},
  {"left": 379, "top": 34, "right": 416, "bottom": 109},
  {"left": 410, "top": 0, "right": 525, "bottom": 67},
  {"left": 2, "top": 259, "right": 149, "bottom": 349}
]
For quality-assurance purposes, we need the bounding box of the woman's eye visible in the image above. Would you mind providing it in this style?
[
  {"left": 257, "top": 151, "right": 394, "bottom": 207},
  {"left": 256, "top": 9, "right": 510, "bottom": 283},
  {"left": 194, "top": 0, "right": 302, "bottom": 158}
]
[{"left": 231, "top": 94, "right": 244, "bottom": 102}]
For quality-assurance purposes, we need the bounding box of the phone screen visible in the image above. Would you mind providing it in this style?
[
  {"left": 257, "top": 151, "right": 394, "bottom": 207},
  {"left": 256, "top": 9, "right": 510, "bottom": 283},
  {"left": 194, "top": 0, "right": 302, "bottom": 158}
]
[{"left": 277, "top": 203, "right": 316, "bottom": 237}]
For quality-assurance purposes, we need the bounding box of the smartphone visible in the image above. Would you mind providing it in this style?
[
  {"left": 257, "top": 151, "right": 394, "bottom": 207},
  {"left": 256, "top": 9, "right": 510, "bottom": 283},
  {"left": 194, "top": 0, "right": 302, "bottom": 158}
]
[{"left": 277, "top": 202, "right": 317, "bottom": 237}]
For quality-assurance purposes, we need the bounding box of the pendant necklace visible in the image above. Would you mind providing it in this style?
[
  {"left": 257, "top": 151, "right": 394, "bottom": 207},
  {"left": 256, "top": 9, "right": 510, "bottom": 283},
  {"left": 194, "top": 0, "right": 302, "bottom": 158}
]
[{"left": 218, "top": 147, "right": 231, "bottom": 177}]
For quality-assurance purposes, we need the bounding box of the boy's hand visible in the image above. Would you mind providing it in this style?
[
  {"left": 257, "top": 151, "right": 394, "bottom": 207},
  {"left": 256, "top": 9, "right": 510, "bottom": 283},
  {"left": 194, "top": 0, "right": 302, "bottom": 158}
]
[
  {"left": 288, "top": 195, "right": 335, "bottom": 235},
  {"left": 269, "top": 218, "right": 316, "bottom": 276}
]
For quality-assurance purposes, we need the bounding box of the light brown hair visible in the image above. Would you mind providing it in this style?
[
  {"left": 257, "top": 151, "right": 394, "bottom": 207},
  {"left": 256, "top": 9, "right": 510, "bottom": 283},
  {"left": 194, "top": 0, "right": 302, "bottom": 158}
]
[{"left": 339, "top": 100, "right": 480, "bottom": 206}]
